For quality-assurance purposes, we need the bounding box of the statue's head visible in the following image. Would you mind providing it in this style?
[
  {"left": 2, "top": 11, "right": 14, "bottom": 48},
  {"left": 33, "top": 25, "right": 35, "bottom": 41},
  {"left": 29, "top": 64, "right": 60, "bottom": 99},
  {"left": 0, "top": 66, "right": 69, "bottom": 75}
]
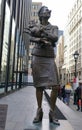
[{"left": 38, "top": 6, "right": 51, "bottom": 20}]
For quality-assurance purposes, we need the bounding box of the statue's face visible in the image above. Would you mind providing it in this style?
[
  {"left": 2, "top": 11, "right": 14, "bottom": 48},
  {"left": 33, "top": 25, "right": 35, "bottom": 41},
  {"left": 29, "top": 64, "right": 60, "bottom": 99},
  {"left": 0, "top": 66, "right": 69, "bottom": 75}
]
[{"left": 39, "top": 7, "right": 51, "bottom": 19}]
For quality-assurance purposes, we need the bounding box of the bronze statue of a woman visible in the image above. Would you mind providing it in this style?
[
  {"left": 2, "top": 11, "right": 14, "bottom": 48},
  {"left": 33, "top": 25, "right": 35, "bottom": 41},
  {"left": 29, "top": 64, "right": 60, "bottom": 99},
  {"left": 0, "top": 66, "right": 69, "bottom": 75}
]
[{"left": 27, "top": 6, "right": 60, "bottom": 125}]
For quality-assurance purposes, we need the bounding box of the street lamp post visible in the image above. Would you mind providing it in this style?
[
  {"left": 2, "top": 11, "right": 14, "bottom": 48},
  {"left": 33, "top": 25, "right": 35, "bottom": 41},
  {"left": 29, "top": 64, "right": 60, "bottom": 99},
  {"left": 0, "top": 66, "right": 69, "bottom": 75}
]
[
  {"left": 73, "top": 51, "right": 79, "bottom": 78},
  {"left": 73, "top": 51, "right": 79, "bottom": 104}
]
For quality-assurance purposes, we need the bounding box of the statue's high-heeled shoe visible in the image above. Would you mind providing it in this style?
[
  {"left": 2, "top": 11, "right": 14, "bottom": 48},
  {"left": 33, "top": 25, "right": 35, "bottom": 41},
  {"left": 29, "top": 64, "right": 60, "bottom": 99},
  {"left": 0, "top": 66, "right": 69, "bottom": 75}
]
[
  {"left": 49, "top": 110, "right": 60, "bottom": 125},
  {"left": 33, "top": 108, "right": 43, "bottom": 123}
]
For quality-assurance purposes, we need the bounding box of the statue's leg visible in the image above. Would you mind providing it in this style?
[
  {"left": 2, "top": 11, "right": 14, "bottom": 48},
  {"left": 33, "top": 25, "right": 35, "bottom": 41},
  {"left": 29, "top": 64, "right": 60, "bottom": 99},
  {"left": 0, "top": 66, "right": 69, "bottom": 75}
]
[
  {"left": 50, "top": 86, "right": 58, "bottom": 111},
  {"left": 49, "top": 86, "right": 60, "bottom": 125},
  {"left": 36, "top": 88, "right": 43, "bottom": 109},
  {"left": 33, "top": 88, "right": 43, "bottom": 123}
]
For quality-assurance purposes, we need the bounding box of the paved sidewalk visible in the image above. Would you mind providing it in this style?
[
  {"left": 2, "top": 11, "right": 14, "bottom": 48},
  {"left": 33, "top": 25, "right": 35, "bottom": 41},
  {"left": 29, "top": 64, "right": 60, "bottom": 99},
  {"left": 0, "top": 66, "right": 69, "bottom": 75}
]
[
  {"left": 45, "top": 89, "right": 82, "bottom": 130},
  {"left": 69, "top": 97, "right": 82, "bottom": 118},
  {"left": 0, "top": 86, "right": 81, "bottom": 130}
]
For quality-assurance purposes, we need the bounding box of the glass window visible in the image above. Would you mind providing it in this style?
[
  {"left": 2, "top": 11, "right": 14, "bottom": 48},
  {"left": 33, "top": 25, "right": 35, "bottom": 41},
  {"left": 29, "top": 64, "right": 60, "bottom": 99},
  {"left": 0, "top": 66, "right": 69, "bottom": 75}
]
[
  {"left": 13, "top": 29, "right": 19, "bottom": 83},
  {"left": 9, "top": 19, "right": 15, "bottom": 82},
  {"left": 0, "top": 0, "right": 2, "bottom": 47},
  {"left": 0, "top": 0, "right": 2, "bottom": 46},
  {"left": 0, "top": 0, "right": 1, "bottom": 3},
  {"left": 1, "top": 2, "right": 10, "bottom": 82},
  {"left": 14, "top": 29, "right": 19, "bottom": 71}
]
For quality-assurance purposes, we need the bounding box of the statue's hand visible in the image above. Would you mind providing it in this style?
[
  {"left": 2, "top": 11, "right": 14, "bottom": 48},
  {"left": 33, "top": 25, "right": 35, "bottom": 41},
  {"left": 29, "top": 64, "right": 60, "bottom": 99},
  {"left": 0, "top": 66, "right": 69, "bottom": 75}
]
[
  {"left": 23, "top": 27, "right": 32, "bottom": 34},
  {"left": 40, "top": 38, "right": 51, "bottom": 45},
  {"left": 39, "top": 26, "right": 44, "bottom": 32}
]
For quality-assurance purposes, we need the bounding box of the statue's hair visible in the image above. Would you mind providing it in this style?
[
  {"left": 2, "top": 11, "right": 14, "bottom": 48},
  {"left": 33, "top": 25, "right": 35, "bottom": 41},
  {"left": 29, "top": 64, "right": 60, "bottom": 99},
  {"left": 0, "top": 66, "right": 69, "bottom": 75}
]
[{"left": 38, "top": 6, "right": 48, "bottom": 17}]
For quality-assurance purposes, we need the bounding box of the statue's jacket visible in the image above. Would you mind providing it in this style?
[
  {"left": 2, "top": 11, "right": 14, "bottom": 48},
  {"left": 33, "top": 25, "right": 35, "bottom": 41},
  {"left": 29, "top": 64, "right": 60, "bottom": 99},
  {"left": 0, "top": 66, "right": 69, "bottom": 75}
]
[{"left": 31, "top": 23, "right": 58, "bottom": 58}]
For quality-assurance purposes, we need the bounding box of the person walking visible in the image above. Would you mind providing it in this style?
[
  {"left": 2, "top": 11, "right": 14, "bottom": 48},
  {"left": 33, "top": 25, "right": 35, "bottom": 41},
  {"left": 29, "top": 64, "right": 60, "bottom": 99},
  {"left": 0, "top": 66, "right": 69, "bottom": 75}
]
[
  {"left": 26, "top": 6, "right": 60, "bottom": 125},
  {"left": 76, "top": 82, "right": 82, "bottom": 111},
  {"left": 61, "top": 85, "right": 66, "bottom": 103},
  {"left": 65, "top": 83, "right": 72, "bottom": 105}
]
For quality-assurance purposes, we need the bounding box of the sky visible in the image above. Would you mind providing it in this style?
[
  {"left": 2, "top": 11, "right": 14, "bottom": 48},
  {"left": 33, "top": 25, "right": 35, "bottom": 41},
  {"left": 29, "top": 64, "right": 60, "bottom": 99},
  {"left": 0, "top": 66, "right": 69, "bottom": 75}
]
[{"left": 32, "top": 0, "right": 76, "bottom": 30}]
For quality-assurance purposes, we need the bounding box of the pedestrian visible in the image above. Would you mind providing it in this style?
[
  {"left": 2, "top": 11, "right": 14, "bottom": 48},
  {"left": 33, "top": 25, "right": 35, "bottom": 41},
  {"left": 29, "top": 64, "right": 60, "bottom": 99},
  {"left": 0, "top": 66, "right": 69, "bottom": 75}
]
[
  {"left": 61, "top": 85, "right": 66, "bottom": 103},
  {"left": 65, "top": 83, "right": 72, "bottom": 105},
  {"left": 26, "top": 6, "right": 60, "bottom": 125},
  {"left": 76, "top": 82, "right": 82, "bottom": 111}
]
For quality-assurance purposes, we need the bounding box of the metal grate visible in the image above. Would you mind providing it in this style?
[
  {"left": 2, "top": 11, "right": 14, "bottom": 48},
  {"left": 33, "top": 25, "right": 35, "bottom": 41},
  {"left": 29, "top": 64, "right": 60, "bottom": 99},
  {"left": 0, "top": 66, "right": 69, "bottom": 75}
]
[
  {"left": 0, "top": 104, "right": 8, "bottom": 130},
  {"left": 24, "top": 129, "right": 37, "bottom": 130}
]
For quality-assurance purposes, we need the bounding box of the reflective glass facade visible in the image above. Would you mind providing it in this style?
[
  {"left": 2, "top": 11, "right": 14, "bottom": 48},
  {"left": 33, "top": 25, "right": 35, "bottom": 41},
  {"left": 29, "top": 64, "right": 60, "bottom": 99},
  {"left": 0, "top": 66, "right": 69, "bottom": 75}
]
[{"left": 0, "top": 0, "right": 32, "bottom": 94}]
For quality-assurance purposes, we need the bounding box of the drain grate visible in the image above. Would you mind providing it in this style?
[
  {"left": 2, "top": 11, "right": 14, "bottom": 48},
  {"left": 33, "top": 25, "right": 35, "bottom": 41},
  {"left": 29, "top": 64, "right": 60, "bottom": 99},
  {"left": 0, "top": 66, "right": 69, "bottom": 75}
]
[
  {"left": 24, "top": 129, "right": 37, "bottom": 130},
  {"left": 0, "top": 104, "right": 8, "bottom": 130},
  {"left": 0, "top": 127, "right": 4, "bottom": 130}
]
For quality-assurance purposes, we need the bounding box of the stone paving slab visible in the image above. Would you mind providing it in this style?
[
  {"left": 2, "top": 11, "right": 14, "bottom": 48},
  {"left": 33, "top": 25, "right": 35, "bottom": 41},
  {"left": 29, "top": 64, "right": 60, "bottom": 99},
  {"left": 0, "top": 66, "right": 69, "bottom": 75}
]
[{"left": 24, "top": 119, "right": 73, "bottom": 130}]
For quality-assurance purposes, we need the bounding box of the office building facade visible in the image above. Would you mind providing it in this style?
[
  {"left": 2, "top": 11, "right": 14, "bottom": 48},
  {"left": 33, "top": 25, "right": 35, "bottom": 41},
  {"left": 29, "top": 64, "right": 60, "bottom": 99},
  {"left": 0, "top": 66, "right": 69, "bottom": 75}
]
[
  {"left": 0, "top": 0, "right": 32, "bottom": 94},
  {"left": 62, "top": 0, "right": 82, "bottom": 83}
]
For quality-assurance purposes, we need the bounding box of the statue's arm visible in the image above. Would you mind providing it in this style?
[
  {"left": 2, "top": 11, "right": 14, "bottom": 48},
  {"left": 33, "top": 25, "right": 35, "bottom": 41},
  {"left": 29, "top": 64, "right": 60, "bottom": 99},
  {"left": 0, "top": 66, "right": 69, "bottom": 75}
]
[
  {"left": 43, "top": 26, "right": 58, "bottom": 43},
  {"left": 30, "top": 26, "right": 42, "bottom": 37},
  {"left": 24, "top": 23, "right": 41, "bottom": 37},
  {"left": 30, "top": 37, "right": 41, "bottom": 43}
]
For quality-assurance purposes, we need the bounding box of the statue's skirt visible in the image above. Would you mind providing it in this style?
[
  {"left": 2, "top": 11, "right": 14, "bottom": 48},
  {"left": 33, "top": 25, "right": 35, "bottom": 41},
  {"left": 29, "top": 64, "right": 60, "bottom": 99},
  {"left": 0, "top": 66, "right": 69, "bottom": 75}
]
[{"left": 31, "top": 56, "right": 59, "bottom": 88}]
